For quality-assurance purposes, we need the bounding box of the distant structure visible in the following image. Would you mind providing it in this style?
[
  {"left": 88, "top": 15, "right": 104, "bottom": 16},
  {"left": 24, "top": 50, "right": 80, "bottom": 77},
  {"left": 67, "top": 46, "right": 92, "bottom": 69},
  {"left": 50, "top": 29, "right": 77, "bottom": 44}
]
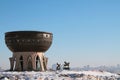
[
  {"left": 5, "top": 31, "right": 53, "bottom": 71},
  {"left": 56, "top": 63, "right": 61, "bottom": 70},
  {"left": 63, "top": 61, "right": 70, "bottom": 70}
]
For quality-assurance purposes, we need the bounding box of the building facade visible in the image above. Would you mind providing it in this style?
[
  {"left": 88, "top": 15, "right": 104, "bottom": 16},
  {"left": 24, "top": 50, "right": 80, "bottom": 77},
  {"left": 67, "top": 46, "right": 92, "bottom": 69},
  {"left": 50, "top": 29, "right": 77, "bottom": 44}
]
[{"left": 5, "top": 31, "right": 53, "bottom": 71}]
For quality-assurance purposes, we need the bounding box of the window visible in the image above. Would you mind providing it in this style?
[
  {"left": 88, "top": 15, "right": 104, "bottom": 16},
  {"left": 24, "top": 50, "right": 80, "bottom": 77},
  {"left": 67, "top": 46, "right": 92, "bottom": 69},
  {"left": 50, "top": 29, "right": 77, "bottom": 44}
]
[
  {"left": 43, "top": 34, "right": 50, "bottom": 38},
  {"left": 19, "top": 56, "right": 23, "bottom": 71},
  {"left": 36, "top": 56, "right": 41, "bottom": 71}
]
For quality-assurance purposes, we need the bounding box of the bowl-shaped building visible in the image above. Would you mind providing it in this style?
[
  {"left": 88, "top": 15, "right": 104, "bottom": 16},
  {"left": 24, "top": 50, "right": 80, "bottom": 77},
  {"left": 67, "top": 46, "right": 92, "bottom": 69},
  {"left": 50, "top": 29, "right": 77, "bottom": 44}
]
[
  {"left": 5, "top": 31, "right": 53, "bottom": 52},
  {"left": 5, "top": 31, "right": 53, "bottom": 71}
]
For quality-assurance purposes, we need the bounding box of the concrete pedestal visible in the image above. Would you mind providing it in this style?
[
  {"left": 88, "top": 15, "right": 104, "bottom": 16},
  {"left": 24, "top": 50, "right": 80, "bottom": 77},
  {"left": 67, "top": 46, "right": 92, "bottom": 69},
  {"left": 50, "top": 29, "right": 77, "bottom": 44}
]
[{"left": 9, "top": 52, "right": 48, "bottom": 71}]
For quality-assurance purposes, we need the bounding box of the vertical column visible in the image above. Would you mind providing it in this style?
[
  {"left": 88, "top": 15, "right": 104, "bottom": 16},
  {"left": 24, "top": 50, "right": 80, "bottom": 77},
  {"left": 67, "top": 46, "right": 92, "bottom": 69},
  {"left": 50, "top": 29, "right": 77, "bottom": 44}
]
[
  {"left": 43, "top": 56, "right": 48, "bottom": 71},
  {"left": 9, "top": 57, "right": 14, "bottom": 71},
  {"left": 39, "top": 54, "right": 44, "bottom": 71},
  {"left": 36, "top": 52, "right": 48, "bottom": 71},
  {"left": 14, "top": 55, "right": 21, "bottom": 71},
  {"left": 32, "top": 53, "right": 36, "bottom": 70}
]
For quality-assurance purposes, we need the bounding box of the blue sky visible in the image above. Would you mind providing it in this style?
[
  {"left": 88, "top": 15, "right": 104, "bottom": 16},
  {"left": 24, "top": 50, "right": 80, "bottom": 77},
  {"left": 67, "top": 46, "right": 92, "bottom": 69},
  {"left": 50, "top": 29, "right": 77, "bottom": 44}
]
[{"left": 0, "top": 0, "right": 120, "bottom": 69}]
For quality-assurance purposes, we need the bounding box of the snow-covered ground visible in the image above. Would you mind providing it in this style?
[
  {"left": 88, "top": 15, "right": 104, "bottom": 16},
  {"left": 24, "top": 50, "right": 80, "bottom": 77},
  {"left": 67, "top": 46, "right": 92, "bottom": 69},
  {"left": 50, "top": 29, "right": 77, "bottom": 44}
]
[{"left": 0, "top": 70, "right": 120, "bottom": 80}]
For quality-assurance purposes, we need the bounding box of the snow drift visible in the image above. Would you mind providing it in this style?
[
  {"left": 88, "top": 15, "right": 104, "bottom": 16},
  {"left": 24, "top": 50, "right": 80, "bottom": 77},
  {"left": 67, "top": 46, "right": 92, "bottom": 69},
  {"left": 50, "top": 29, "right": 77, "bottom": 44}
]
[{"left": 0, "top": 70, "right": 120, "bottom": 80}]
